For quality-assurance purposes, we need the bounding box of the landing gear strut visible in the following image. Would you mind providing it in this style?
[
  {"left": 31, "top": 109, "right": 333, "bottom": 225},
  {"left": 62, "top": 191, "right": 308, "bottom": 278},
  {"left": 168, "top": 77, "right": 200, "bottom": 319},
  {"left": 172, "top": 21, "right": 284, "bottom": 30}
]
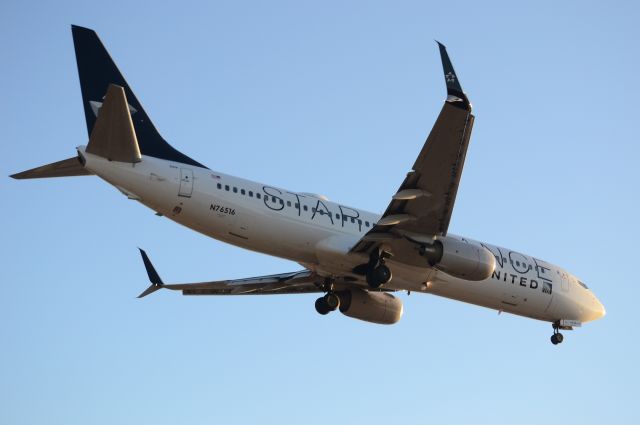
[{"left": 550, "top": 323, "right": 564, "bottom": 345}]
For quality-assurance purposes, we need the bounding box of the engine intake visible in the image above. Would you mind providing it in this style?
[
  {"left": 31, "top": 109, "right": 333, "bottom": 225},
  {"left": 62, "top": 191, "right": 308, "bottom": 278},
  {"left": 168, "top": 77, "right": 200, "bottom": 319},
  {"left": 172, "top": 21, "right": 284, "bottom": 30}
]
[
  {"left": 338, "top": 289, "right": 403, "bottom": 325},
  {"left": 421, "top": 236, "right": 495, "bottom": 281}
]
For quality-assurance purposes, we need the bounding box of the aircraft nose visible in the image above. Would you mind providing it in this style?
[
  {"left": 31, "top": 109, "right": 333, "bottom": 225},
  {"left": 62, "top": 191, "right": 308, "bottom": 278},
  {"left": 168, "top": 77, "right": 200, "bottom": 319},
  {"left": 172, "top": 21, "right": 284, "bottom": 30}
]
[
  {"left": 585, "top": 297, "right": 606, "bottom": 322},
  {"left": 596, "top": 298, "right": 606, "bottom": 319}
]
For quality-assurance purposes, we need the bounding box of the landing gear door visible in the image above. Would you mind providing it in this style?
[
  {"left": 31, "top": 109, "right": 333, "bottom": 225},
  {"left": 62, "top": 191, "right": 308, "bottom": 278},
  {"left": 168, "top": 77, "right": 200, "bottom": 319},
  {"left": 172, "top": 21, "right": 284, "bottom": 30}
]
[{"left": 178, "top": 168, "right": 194, "bottom": 198}]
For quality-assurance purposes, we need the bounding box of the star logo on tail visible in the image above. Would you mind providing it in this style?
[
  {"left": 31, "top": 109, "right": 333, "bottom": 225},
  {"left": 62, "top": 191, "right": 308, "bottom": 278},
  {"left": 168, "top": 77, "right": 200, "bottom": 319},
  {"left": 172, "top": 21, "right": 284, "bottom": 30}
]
[{"left": 445, "top": 72, "right": 456, "bottom": 83}]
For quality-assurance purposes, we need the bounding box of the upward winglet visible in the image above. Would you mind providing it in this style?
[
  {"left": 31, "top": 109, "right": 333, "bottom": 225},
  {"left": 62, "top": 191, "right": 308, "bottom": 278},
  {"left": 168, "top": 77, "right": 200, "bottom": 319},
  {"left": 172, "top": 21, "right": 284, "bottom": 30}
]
[
  {"left": 436, "top": 41, "right": 471, "bottom": 110},
  {"left": 137, "top": 248, "right": 164, "bottom": 298}
]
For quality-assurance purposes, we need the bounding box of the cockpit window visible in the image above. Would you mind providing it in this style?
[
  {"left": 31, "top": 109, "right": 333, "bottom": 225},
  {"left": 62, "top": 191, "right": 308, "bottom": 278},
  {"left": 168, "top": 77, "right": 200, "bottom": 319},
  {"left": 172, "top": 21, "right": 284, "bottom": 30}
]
[{"left": 578, "top": 281, "right": 589, "bottom": 289}]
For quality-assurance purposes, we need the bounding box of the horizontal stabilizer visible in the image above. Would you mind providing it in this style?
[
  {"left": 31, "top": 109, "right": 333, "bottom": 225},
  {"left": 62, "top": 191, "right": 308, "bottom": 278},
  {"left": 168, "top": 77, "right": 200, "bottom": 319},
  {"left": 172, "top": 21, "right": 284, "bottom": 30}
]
[
  {"left": 10, "top": 156, "right": 92, "bottom": 179},
  {"left": 87, "top": 84, "right": 142, "bottom": 163}
]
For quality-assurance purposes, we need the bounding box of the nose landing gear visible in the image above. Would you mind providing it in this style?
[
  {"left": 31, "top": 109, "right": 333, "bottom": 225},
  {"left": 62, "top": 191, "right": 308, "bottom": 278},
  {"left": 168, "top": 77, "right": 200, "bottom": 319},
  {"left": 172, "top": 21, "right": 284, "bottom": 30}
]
[{"left": 550, "top": 323, "right": 564, "bottom": 345}]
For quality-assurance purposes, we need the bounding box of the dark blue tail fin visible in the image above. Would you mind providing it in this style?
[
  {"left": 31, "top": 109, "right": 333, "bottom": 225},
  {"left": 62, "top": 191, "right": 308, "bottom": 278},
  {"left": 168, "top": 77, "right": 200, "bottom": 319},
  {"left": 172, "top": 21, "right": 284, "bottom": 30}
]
[{"left": 71, "top": 25, "right": 206, "bottom": 168}]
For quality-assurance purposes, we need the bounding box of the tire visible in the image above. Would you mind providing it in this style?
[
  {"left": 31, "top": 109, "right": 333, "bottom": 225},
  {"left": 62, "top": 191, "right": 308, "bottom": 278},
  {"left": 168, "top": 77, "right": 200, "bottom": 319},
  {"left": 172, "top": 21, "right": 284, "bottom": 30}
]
[
  {"left": 367, "top": 264, "right": 392, "bottom": 288},
  {"left": 315, "top": 297, "right": 330, "bottom": 315},
  {"left": 324, "top": 293, "right": 340, "bottom": 311}
]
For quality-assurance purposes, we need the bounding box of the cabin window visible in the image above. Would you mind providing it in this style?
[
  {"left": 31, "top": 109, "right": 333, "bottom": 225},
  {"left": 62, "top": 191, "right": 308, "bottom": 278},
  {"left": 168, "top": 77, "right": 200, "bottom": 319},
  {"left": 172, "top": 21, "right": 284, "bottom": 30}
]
[
  {"left": 256, "top": 193, "right": 261, "bottom": 199},
  {"left": 233, "top": 187, "right": 238, "bottom": 193},
  {"left": 217, "top": 183, "right": 222, "bottom": 189},
  {"left": 358, "top": 219, "right": 362, "bottom": 225},
  {"left": 272, "top": 196, "right": 277, "bottom": 202},
  {"left": 351, "top": 217, "right": 355, "bottom": 223},
  {"left": 241, "top": 189, "right": 245, "bottom": 195},
  {"left": 279, "top": 199, "right": 284, "bottom": 205},
  {"left": 249, "top": 191, "right": 253, "bottom": 197},
  {"left": 225, "top": 185, "right": 230, "bottom": 191},
  {"left": 295, "top": 203, "right": 299, "bottom": 208},
  {"left": 365, "top": 221, "right": 370, "bottom": 227},
  {"left": 287, "top": 201, "right": 291, "bottom": 207},
  {"left": 303, "top": 205, "right": 308, "bottom": 211},
  {"left": 335, "top": 214, "right": 340, "bottom": 220}
]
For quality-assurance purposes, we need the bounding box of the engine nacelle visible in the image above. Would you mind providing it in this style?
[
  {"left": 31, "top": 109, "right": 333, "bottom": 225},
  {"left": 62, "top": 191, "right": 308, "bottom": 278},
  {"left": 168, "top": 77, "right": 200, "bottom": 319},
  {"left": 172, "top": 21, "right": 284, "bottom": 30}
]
[
  {"left": 421, "top": 236, "right": 495, "bottom": 281},
  {"left": 338, "top": 289, "right": 403, "bottom": 325}
]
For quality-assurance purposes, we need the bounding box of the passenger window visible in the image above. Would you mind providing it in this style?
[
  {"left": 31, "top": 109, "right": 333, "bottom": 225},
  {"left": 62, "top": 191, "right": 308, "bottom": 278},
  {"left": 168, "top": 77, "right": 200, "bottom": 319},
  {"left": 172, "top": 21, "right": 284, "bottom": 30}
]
[
  {"left": 351, "top": 217, "right": 355, "bottom": 223},
  {"left": 256, "top": 193, "right": 261, "bottom": 199},
  {"left": 365, "top": 221, "right": 370, "bottom": 227},
  {"left": 241, "top": 189, "right": 246, "bottom": 195},
  {"left": 249, "top": 191, "right": 253, "bottom": 197},
  {"left": 358, "top": 219, "right": 362, "bottom": 225},
  {"left": 295, "top": 203, "right": 299, "bottom": 208},
  {"left": 225, "top": 185, "right": 230, "bottom": 191},
  {"left": 217, "top": 183, "right": 222, "bottom": 189},
  {"left": 279, "top": 199, "right": 284, "bottom": 205},
  {"left": 272, "top": 196, "right": 277, "bottom": 202},
  {"left": 336, "top": 214, "right": 340, "bottom": 220},
  {"left": 303, "top": 205, "right": 308, "bottom": 211},
  {"left": 287, "top": 201, "right": 291, "bottom": 207},
  {"left": 233, "top": 187, "right": 238, "bottom": 193}
]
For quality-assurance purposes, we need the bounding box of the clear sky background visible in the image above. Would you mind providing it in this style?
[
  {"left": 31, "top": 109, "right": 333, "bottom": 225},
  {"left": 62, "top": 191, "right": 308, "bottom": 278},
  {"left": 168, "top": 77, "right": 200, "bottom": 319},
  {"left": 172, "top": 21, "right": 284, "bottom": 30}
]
[{"left": 1, "top": 1, "right": 639, "bottom": 424}]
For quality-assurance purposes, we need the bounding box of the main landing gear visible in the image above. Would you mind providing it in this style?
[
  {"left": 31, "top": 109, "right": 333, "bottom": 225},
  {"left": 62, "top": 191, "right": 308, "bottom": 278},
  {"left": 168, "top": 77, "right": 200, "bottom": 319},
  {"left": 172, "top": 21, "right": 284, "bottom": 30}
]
[
  {"left": 550, "top": 323, "right": 564, "bottom": 345},
  {"left": 366, "top": 249, "right": 392, "bottom": 289},
  {"left": 315, "top": 292, "right": 340, "bottom": 315}
]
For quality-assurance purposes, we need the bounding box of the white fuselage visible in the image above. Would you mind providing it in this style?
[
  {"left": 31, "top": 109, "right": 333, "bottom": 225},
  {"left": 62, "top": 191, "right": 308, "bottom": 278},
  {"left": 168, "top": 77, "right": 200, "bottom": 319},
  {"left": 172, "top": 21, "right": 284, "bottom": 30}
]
[{"left": 81, "top": 147, "right": 605, "bottom": 325}]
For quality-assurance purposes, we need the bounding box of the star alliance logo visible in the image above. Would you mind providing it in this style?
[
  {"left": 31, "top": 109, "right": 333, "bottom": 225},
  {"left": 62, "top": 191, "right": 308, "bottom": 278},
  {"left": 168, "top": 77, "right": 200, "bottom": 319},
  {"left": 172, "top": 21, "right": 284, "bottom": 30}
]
[{"left": 445, "top": 72, "right": 456, "bottom": 83}]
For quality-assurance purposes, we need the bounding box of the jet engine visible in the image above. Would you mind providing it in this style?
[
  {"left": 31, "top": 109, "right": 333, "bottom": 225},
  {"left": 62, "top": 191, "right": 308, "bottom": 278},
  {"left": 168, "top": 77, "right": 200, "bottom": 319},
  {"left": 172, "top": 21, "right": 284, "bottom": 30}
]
[
  {"left": 420, "top": 236, "right": 495, "bottom": 281},
  {"left": 338, "top": 289, "right": 403, "bottom": 325}
]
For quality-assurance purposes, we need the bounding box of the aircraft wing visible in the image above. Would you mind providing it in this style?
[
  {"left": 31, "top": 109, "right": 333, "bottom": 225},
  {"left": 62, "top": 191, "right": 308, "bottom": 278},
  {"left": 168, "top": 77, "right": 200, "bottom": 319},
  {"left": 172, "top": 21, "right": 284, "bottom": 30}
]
[
  {"left": 137, "top": 249, "right": 323, "bottom": 297},
  {"left": 351, "top": 42, "right": 474, "bottom": 254}
]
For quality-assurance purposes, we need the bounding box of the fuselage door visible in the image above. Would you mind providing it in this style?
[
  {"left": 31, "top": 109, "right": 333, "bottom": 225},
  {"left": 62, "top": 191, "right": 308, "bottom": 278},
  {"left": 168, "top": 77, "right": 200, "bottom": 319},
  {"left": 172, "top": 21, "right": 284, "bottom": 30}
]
[{"left": 179, "top": 168, "right": 194, "bottom": 198}]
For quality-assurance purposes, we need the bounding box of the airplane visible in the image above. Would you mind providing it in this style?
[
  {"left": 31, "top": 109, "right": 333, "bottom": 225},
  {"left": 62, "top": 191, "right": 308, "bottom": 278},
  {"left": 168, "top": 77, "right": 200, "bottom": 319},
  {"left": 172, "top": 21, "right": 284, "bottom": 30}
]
[{"left": 11, "top": 25, "right": 606, "bottom": 345}]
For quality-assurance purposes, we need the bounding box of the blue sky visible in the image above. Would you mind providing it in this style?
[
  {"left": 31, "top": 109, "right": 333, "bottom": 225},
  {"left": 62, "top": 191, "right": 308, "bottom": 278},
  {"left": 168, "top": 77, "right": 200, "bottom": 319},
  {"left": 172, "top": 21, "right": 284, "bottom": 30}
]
[{"left": 1, "top": 1, "right": 639, "bottom": 423}]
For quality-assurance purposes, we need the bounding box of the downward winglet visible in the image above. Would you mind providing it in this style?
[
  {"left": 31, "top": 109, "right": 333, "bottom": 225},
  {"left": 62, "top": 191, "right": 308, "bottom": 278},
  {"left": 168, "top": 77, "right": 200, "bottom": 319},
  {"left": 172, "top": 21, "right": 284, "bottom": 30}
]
[
  {"left": 137, "top": 248, "right": 164, "bottom": 298},
  {"left": 436, "top": 41, "right": 471, "bottom": 110}
]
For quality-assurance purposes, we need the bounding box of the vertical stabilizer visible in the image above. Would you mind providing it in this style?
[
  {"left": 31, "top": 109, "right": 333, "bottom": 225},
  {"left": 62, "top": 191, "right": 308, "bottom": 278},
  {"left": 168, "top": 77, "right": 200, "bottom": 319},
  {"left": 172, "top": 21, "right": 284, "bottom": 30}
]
[{"left": 71, "top": 25, "right": 206, "bottom": 168}]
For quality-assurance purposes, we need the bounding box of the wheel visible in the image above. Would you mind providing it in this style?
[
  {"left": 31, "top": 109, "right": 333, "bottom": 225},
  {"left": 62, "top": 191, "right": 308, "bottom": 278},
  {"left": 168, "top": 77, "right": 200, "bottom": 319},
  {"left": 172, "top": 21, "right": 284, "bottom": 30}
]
[
  {"left": 366, "top": 264, "right": 392, "bottom": 288},
  {"left": 315, "top": 297, "right": 330, "bottom": 315},
  {"left": 556, "top": 333, "right": 564, "bottom": 344},
  {"left": 324, "top": 293, "right": 340, "bottom": 311},
  {"left": 550, "top": 334, "right": 558, "bottom": 345}
]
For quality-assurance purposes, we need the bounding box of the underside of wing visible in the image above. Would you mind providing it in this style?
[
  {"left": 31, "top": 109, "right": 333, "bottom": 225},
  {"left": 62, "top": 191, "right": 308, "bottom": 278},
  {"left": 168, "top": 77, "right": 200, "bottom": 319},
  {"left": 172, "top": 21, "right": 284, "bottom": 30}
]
[
  {"left": 165, "top": 270, "right": 323, "bottom": 296},
  {"left": 136, "top": 249, "right": 324, "bottom": 297}
]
